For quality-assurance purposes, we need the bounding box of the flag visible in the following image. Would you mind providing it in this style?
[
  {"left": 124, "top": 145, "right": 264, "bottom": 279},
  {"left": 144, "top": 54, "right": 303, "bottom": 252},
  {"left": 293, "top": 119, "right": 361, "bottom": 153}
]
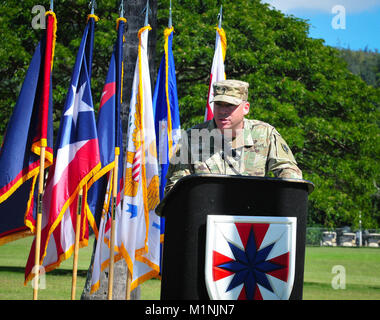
[
  {"left": 152, "top": 27, "right": 181, "bottom": 267},
  {"left": 88, "top": 17, "right": 126, "bottom": 294},
  {"left": 0, "top": 11, "right": 56, "bottom": 245},
  {"left": 116, "top": 25, "right": 161, "bottom": 291},
  {"left": 153, "top": 27, "right": 181, "bottom": 201},
  {"left": 25, "top": 15, "right": 101, "bottom": 284},
  {"left": 204, "top": 27, "right": 227, "bottom": 121}
]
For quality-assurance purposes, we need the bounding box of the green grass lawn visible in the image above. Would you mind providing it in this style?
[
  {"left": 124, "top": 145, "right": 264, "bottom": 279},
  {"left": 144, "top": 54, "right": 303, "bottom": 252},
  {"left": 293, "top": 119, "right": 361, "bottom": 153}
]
[
  {"left": 0, "top": 236, "right": 379, "bottom": 300},
  {"left": 0, "top": 235, "right": 94, "bottom": 300},
  {"left": 303, "top": 246, "right": 380, "bottom": 300}
]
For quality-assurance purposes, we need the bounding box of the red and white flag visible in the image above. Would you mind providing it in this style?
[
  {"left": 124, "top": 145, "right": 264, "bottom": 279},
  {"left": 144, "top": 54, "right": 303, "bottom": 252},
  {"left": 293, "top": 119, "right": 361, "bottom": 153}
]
[
  {"left": 205, "top": 27, "right": 227, "bottom": 121},
  {"left": 25, "top": 17, "right": 101, "bottom": 284}
]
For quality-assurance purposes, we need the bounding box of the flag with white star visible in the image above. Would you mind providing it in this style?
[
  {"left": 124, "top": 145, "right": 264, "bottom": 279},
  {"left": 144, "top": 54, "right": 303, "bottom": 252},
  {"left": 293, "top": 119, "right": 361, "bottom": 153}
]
[
  {"left": 25, "top": 16, "right": 100, "bottom": 283},
  {"left": 205, "top": 215, "right": 297, "bottom": 300}
]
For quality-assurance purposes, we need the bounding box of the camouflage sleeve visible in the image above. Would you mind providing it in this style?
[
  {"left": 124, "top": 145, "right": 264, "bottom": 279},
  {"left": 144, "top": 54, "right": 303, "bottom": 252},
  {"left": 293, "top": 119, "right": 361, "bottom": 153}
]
[{"left": 267, "top": 128, "right": 303, "bottom": 179}]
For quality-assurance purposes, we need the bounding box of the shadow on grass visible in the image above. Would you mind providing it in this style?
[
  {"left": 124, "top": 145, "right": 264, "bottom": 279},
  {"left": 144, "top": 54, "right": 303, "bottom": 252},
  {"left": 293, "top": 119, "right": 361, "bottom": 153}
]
[{"left": 0, "top": 266, "right": 88, "bottom": 277}]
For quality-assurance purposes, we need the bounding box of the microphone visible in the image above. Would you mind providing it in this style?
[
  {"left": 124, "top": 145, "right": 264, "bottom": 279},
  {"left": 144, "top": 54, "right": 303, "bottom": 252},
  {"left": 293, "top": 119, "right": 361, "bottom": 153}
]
[{"left": 220, "top": 148, "right": 238, "bottom": 160}]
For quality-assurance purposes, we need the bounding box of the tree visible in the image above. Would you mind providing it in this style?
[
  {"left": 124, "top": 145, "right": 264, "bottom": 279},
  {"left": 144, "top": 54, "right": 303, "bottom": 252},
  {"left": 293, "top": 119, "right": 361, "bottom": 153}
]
[
  {"left": 0, "top": 0, "right": 120, "bottom": 139},
  {"left": 155, "top": 0, "right": 380, "bottom": 229},
  {"left": 340, "top": 48, "right": 380, "bottom": 88},
  {"left": 1, "top": 0, "right": 380, "bottom": 299}
]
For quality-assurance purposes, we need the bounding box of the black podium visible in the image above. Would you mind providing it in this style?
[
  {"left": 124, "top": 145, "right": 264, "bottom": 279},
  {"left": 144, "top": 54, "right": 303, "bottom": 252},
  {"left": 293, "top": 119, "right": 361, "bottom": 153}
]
[{"left": 159, "top": 174, "right": 314, "bottom": 300}]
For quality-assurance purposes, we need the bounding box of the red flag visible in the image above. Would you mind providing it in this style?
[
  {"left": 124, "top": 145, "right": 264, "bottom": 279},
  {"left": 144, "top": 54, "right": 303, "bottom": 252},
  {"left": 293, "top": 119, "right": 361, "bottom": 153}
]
[{"left": 25, "top": 16, "right": 101, "bottom": 284}]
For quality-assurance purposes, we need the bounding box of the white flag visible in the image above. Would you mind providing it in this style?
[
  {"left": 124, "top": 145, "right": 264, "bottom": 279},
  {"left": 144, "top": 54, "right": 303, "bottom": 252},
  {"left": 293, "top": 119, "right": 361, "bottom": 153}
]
[
  {"left": 90, "top": 206, "right": 111, "bottom": 294},
  {"left": 205, "top": 27, "right": 227, "bottom": 121},
  {"left": 116, "top": 25, "right": 161, "bottom": 291},
  {"left": 89, "top": 174, "right": 122, "bottom": 294}
]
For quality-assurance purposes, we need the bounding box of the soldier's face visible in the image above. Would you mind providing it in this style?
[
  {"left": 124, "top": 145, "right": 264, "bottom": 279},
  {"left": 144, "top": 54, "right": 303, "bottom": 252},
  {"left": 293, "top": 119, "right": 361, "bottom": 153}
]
[{"left": 213, "top": 101, "right": 250, "bottom": 135}]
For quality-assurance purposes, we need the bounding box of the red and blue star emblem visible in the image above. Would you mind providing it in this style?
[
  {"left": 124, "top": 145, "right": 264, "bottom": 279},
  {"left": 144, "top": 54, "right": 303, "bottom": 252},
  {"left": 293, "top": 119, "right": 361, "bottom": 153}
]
[{"left": 205, "top": 216, "right": 296, "bottom": 300}]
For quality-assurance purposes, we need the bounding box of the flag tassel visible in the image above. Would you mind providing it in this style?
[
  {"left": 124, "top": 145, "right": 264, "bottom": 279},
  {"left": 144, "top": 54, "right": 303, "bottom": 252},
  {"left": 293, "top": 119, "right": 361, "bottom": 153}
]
[
  {"left": 71, "top": 188, "right": 83, "bottom": 300},
  {"left": 32, "top": 147, "right": 46, "bottom": 300},
  {"left": 107, "top": 150, "right": 119, "bottom": 300}
]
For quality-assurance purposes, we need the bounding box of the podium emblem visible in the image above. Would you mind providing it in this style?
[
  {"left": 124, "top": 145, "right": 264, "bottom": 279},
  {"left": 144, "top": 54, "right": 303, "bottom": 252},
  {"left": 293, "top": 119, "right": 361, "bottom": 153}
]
[{"left": 205, "top": 215, "right": 297, "bottom": 300}]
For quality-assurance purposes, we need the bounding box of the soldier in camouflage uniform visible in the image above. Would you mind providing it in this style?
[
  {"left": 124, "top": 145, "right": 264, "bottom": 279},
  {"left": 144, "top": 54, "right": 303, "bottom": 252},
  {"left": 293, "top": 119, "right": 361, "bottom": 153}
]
[{"left": 164, "top": 79, "right": 302, "bottom": 194}]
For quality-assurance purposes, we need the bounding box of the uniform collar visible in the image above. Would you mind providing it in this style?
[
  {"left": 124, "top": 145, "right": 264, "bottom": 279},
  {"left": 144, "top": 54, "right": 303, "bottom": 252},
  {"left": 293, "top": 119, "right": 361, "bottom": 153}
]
[{"left": 208, "top": 118, "right": 254, "bottom": 148}]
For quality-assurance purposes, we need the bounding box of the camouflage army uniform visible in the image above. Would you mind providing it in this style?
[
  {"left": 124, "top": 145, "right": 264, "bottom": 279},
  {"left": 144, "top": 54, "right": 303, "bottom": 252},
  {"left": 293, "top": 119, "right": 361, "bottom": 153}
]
[{"left": 165, "top": 118, "right": 302, "bottom": 194}]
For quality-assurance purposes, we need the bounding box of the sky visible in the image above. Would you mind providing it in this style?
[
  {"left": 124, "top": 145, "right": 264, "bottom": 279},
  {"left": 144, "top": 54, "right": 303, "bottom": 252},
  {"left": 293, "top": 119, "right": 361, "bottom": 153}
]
[{"left": 261, "top": 0, "right": 380, "bottom": 51}]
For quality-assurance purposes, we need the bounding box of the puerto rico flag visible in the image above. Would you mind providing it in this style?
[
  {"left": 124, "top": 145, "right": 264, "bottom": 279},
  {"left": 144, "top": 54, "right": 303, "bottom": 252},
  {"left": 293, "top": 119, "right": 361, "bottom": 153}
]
[
  {"left": 25, "top": 16, "right": 100, "bottom": 284},
  {"left": 116, "top": 25, "right": 161, "bottom": 291},
  {"left": 0, "top": 12, "right": 56, "bottom": 245},
  {"left": 88, "top": 17, "right": 126, "bottom": 294},
  {"left": 205, "top": 215, "right": 296, "bottom": 300},
  {"left": 204, "top": 27, "right": 227, "bottom": 121}
]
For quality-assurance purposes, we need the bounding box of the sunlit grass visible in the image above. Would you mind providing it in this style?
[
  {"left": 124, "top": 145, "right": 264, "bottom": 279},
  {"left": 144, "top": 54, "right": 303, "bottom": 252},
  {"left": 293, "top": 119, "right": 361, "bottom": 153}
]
[{"left": 1, "top": 237, "right": 379, "bottom": 300}]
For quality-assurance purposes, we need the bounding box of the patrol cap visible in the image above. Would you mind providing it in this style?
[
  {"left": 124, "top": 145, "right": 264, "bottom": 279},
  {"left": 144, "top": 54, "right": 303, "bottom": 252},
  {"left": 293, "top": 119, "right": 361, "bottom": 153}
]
[{"left": 211, "top": 80, "right": 249, "bottom": 105}]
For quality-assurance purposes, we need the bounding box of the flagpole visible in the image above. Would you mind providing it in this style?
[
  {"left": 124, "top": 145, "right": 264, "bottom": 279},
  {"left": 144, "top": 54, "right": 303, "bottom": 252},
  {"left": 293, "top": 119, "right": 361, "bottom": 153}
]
[
  {"left": 168, "top": 0, "right": 172, "bottom": 28},
  {"left": 125, "top": 0, "right": 151, "bottom": 301},
  {"left": 144, "top": 0, "right": 150, "bottom": 26},
  {"left": 71, "top": 0, "right": 97, "bottom": 300},
  {"left": 218, "top": 5, "right": 222, "bottom": 29},
  {"left": 32, "top": 147, "right": 45, "bottom": 300},
  {"left": 89, "top": 0, "right": 97, "bottom": 15},
  {"left": 107, "top": 1, "right": 125, "bottom": 299},
  {"left": 107, "top": 149, "right": 119, "bottom": 300},
  {"left": 71, "top": 188, "right": 83, "bottom": 300},
  {"left": 33, "top": 0, "right": 55, "bottom": 299}
]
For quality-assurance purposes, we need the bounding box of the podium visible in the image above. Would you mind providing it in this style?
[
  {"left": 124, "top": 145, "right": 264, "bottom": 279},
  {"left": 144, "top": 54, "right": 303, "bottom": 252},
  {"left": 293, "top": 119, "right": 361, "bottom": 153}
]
[{"left": 159, "top": 174, "right": 314, "bottom": 300}]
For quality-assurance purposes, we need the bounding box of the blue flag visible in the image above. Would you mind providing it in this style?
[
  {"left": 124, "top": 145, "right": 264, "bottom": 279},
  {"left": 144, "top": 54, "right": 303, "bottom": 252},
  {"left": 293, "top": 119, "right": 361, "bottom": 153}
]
[
  {"left": 86, "top": 18, "right": 125, "bottom": 236},
  {"left": 87, "top": 17, "right": 126, "bottom": 294},
  {"left": 0, "top": 12, "right": 56, "bottom": 245},
  {"left": 152, "top": 27, "right": 181, "bottom": 265},
  {"left": 153, "top": 27, "right": 181, "bottom": 200}
]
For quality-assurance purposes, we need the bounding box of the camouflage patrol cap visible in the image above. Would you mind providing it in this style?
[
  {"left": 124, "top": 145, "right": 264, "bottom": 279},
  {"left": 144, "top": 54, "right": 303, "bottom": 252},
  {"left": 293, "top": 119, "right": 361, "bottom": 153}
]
[{"left": 211, "top": 80, "right": 249, "bottom": 105}]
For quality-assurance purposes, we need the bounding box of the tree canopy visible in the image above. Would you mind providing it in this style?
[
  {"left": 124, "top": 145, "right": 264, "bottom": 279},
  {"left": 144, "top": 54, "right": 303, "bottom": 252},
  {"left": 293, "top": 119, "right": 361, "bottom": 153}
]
[
  {"left": 340, "top": 48, "right": 380, "bottom": 88},
  {"left": 0, "top": 0, "right": 119, "bottom": 134},
  {"left": 1, "top": 0, "right": 379, "bottom": 229},
  {"left": 155, "top": 0, "right": 380, "bottom": 229}
]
